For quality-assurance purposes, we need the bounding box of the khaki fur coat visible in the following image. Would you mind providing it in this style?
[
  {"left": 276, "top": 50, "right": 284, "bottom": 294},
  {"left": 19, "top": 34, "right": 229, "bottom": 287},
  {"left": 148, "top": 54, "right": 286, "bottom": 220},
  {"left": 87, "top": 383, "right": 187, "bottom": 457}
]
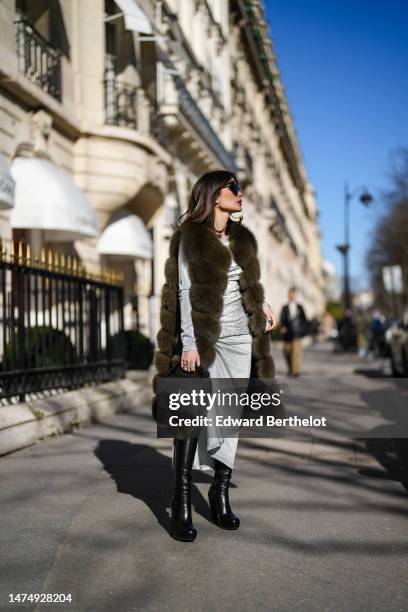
[{"left": 152, "top": 219, "right": 276, "bottom": 406}]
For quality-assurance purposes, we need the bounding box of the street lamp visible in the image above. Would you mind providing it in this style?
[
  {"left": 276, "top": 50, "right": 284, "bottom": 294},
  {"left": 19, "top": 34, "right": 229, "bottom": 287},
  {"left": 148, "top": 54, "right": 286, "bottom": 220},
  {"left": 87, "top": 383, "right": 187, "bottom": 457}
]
[{"left": 336, "top": 182, "right": 374, "bottom": 311}]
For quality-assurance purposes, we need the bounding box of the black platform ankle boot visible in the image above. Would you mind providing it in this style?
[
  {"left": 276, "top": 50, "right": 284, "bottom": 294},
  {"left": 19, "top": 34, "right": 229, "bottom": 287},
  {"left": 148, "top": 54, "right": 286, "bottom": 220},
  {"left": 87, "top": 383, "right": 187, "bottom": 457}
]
[
  {"left": 170, "top": 436, "right": 199, "bottom": 542},
  {"left": 208, "top": 459, "right": 240, "bottom": 530}
]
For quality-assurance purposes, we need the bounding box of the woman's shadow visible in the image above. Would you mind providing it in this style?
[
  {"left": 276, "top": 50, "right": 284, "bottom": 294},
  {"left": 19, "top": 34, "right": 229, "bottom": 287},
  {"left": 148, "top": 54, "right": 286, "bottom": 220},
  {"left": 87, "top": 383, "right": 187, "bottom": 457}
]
[{"left": 95, "top": 439, "right": 217, "bottom": 537}]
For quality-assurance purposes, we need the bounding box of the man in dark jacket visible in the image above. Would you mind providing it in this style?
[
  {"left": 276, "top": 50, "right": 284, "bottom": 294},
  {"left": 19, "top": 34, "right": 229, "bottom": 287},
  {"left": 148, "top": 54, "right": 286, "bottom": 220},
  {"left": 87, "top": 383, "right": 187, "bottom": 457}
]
[{"left": 279, "top": 287, "right": 309, "bottom": 376}]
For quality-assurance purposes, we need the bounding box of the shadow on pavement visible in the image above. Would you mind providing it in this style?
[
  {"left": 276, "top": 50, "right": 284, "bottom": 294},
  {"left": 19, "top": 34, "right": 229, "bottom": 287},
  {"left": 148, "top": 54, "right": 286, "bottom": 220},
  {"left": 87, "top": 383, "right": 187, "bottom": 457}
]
[
  {"left": 353, "top": 367, "right": 390, "bottom": 379},
  {"left": 94, "top": 440, "right": 214, "bottom": 538},
  {"left": 359, "top": 436, "right": 408, "bottom": 492}
]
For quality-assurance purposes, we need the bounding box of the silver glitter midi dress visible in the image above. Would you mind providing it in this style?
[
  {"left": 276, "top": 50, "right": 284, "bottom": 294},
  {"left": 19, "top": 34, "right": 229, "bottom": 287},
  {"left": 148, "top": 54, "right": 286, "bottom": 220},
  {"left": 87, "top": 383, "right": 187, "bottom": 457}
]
[{"left": 178, "top": 233, "right": 256, "bottom": 472}]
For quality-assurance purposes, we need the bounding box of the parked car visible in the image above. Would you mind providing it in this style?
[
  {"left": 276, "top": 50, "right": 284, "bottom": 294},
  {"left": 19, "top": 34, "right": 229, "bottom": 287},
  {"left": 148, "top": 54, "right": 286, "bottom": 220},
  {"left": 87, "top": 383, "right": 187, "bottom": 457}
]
[{"left": 385, "top": 309, "right": 408, "bottom": 377}]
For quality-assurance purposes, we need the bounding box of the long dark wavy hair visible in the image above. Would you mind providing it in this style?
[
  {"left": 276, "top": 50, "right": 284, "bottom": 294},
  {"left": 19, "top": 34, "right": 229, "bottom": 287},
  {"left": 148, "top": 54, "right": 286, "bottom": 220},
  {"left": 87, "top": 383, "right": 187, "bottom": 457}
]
[{"left": 171, "top": 170, "right": 243, "bottom": 233}]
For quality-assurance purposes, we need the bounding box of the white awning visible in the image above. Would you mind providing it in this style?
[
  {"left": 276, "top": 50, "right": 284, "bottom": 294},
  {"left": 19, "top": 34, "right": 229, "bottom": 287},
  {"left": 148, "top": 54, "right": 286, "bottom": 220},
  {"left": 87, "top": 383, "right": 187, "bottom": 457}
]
[
  {"left": 114, "top": 0, "right": 152, "bottom": 34},
  {"left": 10, "top": 157, "right": 97, "bottom": 241},
  {"left": 97, "top": 211, "right": 152, "bottom": 260},
  {"left": 0, "top": 153, "right": 15, "bottom": 209}
]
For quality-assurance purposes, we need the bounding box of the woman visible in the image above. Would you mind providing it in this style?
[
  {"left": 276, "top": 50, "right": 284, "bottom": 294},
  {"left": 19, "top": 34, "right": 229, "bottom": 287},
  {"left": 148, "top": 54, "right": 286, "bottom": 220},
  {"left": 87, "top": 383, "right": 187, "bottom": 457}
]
[{"left": 152, "top": 170, "right": 277, "bottom": 541}]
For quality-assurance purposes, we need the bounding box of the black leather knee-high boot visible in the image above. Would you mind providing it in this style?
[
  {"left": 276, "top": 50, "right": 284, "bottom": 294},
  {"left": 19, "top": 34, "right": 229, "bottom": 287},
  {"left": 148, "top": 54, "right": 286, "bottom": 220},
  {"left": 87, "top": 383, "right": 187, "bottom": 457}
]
[
  {"left": 208, "top": 459, "right": 240, "bottom": 530},
  {"left": 170, "top": 436, "right": 199, "bottom": 541}
]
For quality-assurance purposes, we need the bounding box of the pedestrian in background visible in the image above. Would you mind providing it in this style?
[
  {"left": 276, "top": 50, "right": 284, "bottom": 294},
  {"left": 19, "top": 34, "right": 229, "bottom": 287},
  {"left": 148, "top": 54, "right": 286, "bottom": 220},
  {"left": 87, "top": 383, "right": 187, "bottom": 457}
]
[
  {"left": 279, "top": 286, "right": 309, "bottom": 376},
  {"left": 355, "top": 307, "right": 370, "bottom": 358},
  {"left": 336, "top": 309, "right": 356, "bottom": 352},
  {"left": 319, "top": 311, "right": 337, "bottom": 341},
  {"left": 370, "top": 310, "right": 387, "bottom": 357}
]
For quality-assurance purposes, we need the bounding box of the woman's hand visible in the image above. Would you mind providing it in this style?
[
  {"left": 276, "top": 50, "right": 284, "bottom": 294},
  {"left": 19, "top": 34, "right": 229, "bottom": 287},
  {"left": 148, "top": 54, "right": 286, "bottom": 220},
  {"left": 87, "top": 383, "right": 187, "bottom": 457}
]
[
  {"left": 263, "top": 304, "right": 277, "bottom": 333},
  {"left": 181, "top": 350, "right": 201, "bottom": 372}
]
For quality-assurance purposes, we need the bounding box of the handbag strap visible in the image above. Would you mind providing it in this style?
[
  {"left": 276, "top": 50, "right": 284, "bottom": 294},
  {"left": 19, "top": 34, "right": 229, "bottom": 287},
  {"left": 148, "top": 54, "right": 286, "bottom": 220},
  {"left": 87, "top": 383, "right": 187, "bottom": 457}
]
[{"left": 167, "top": 363, "right": 209, "bottom": 378}]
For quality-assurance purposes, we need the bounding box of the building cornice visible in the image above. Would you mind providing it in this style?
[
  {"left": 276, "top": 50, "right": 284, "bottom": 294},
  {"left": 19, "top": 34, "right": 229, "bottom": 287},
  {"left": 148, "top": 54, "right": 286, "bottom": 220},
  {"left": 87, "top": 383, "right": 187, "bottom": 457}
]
[
  {"left": 232, "top": 0, "right": 313, "bottom": 218},
  {"left": 159, "top": 1, "right": 226, "bottom": 113}
]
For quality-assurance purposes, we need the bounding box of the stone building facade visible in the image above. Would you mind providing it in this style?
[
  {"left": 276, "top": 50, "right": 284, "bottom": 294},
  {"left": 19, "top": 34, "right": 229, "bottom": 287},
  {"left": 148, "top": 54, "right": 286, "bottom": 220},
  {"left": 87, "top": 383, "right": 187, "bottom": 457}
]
[{"left": 0, "top": 0, "right": 325, "bottom": 345}]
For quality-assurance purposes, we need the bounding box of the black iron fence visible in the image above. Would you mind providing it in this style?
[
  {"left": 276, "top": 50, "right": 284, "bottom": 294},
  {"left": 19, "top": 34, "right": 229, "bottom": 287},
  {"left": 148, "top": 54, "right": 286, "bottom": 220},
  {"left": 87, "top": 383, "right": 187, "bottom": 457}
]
[
  {"left": 0, "top": 241, "right": 126, "bottom": 402},
  {"left": 15, "top": 18, "right": 62, "bottom": 101}
]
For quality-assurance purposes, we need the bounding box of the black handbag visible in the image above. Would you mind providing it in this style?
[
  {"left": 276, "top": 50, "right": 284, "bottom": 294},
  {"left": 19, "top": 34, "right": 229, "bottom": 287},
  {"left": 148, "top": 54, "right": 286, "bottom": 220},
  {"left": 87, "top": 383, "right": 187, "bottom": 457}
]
[{"left": 153, "top": 362, "right": 211, "bottom": 438}]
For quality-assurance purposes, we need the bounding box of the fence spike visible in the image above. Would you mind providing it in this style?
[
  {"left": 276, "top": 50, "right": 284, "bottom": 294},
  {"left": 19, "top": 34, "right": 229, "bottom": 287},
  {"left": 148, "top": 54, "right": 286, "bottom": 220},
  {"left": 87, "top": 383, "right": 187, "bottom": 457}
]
[
  {"left": 26, "top": 243, "right": 31, "bottom": 264},
  {"left": 1, "top": 239, "right": 6, "bottom": 260},
  {"left": 61, "top": 253, "right": 66, "bottom": 270},
  {"left": 41, "top": 247, "right": 46, "bottom": 267},
  {"left": 18, "top": 240, "right": 23, "bottom": 262},
  {"left": 10, "top": 240, "right": 15, "bottom": 261},
  {"left": 54, "top": 251, "right": 59, "bottom": 270},
  {"left": 48, "top": 249, "right": 53, "bottom": 270}
]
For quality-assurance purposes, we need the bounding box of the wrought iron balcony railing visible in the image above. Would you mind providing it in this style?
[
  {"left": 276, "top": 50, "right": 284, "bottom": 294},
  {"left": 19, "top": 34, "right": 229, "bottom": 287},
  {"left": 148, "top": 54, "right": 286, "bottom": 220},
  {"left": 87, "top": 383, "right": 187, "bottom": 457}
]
[
  {"left": 104, "top": 57, "right": 138, "bottom": 130},
  {"left": 15, "top": 18, "right": 62, "bottom": 101},
  {"left": 175, "top": 77, "right": 238, "bottom": 172},
  {"left": 147, "top": 95, "right": 167, "bottom": 146}
]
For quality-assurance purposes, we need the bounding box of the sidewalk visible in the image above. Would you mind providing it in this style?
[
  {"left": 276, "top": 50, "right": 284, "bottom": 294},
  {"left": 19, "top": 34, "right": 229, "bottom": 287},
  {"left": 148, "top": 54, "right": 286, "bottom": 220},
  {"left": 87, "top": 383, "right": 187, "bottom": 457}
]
[
  {"left": 0, "top": 370, "right": 152, "bottom": 457},
  {"left": 1, "top": 343, "right": 408, "bottom": 611}
]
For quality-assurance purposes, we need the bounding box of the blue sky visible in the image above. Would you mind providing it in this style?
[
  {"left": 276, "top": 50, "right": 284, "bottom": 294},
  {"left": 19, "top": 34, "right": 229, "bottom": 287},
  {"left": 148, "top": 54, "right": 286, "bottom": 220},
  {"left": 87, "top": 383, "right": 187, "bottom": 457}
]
[{"left": 264, "top": 0, "right": 408, "bottom": 290}]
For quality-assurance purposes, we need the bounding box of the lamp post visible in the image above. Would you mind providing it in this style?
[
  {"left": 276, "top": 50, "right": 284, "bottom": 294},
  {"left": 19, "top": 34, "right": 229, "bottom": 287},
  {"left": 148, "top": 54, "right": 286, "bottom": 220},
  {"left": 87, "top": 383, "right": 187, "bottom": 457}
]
[{"left": 336, "top": 182, "right": 373, "bottom": 311}]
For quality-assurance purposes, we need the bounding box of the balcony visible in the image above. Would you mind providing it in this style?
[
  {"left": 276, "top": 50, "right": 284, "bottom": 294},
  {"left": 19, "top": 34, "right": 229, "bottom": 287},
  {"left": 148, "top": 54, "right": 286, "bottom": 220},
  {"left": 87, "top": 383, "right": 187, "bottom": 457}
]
[
  {"left": 176, "top": 79, "right": 237, "bottom": 172},
  {"left": 15, "top": 18, "right": 62, "bottom": 102},
  {"left": 265, "top": 197, "right": 289, "bottom": 243},
  {"left": 266, "top": 213, "right": 285, "bottom": 243},
  {"left": 147, "top": 94, "right": 167, "bottom": 146},
  {"left": 105, "top": 54, "right": 142, "bottom": 129},
  {"left": 156, "top": 64, "right": 237, "bottom": 171},
  {"left": 244, "top": 148, "right": 253, "bottom": 177},
  {"left": 235, "top": 144, "right": 254, "bottom": 186}
]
